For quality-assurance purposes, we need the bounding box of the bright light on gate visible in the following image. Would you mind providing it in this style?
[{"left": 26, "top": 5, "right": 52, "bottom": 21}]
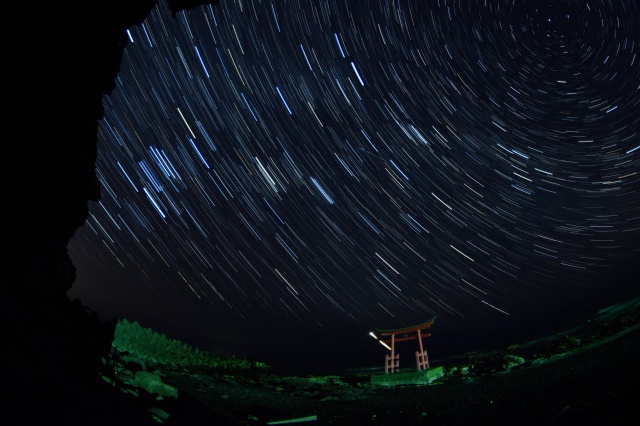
[
  {"left": 378, "top": 340, "right": 392, "bottom": 350},
  {"left": 369, "top": 331, "right": 392, "bottom": 350}
]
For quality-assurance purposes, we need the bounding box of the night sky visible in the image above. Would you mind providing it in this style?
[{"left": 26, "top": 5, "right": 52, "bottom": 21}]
[{"left": 68, "top": 0, "right": 639, "bottom": 373}]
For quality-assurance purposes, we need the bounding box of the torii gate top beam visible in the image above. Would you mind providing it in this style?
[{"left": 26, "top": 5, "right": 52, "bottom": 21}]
[{"left": 376, "top": 316, "right": 435, "bottom": 337}]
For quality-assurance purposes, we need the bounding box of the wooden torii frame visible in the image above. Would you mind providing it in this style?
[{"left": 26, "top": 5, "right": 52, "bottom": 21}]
[{"left": 376, "top": 317, "right": 435, "bottom": 374}]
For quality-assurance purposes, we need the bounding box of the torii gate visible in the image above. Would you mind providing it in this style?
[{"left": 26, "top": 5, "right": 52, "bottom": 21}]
[{"left": 376, "top": 317, "right": 435, "bottom": 374}]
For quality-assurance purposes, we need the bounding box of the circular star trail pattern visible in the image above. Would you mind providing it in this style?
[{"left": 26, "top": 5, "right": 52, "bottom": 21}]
[{"left": 70, "top": 0, "right": 639, "bottom": 352}]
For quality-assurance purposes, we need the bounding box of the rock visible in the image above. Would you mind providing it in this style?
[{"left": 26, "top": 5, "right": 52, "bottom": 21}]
[
  {"left": 131, "top": 371, "right": 179, "bottom": 399},
  {"left": 3, "top": 1, "right": 219, "bottom": 423},
  {"left": 501, "top": 354, "right": 525, "bottom": 371}
]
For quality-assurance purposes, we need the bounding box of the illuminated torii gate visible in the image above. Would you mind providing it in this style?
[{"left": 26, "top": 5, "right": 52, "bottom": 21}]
[{"left": 375, "top": 317, "right": 435, "bottom": 374}]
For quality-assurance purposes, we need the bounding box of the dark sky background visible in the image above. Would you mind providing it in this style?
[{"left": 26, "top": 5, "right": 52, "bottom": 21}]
[{"left": 68, "top": 0, "right": 639, "bottom": 374}]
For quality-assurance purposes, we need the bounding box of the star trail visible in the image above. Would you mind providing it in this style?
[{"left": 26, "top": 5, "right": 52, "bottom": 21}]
[{"left": 69, "top": 0, "right": 639, "bottom": 367}]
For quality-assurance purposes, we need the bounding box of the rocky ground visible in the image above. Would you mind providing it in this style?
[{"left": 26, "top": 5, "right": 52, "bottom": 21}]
[{"left": 152, "top": 302, "right": 640, "bottom": 426}]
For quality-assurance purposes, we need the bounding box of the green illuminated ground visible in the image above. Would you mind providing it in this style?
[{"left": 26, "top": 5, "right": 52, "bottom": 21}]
[{"left": 104, "top": 299, "right": 640, "bottom": 425}]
